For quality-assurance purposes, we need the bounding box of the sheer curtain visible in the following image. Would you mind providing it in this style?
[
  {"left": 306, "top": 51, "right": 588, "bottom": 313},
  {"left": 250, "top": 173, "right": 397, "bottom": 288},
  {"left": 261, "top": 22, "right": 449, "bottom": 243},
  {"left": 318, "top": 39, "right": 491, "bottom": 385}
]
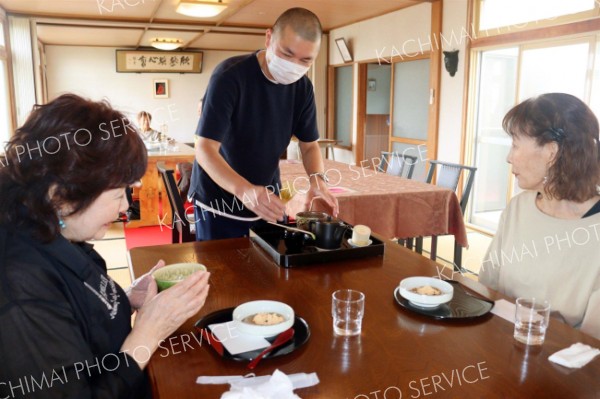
[{"left": 8, "top": 15, "right": 36, "bottom": 127}]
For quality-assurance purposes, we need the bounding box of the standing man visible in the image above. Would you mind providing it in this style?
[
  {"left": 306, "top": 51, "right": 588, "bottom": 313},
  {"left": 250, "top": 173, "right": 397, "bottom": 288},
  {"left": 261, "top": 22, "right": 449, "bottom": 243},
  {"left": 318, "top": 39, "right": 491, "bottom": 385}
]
[{"left": 189, "top": 7, "right": 338, "bottom": 241}]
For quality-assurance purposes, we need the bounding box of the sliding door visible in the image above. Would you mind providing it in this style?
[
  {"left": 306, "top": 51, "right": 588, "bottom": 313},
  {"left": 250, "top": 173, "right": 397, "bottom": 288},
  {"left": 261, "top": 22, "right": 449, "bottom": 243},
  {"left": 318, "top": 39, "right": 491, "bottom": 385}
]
[{"left": 390, "top": 57, "right": 431, "bottom": 180}]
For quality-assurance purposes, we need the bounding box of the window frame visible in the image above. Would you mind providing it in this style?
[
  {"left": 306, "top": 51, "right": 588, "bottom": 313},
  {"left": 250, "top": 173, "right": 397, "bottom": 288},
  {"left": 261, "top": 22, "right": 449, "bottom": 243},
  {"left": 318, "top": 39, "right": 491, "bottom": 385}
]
[
  {"left": 327, "top": 62, "right": 354, "bottom": 151},
  {"left": 0, "top": 6, "right": 15, "bottom": 151},
  {"left": 474, "top": 0, "right": 600, "bottom": 39},
  {"left": 465, "top": 0, "right": 600, "bottom": 232}
]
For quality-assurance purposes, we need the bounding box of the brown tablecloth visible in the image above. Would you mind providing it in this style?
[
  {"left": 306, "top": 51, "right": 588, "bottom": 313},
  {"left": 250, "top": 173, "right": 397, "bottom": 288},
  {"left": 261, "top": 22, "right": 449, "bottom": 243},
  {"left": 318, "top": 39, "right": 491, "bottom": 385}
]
[{"left": 281, "top": 159, "right": 468, "bottom": 247}]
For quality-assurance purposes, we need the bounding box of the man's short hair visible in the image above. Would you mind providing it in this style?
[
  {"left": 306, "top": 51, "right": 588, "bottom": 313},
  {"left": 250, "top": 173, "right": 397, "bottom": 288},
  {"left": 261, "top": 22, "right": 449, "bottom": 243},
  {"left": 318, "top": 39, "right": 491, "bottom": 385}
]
[{"left": 272, "top": 7, "right": 322, "bottom": 42}]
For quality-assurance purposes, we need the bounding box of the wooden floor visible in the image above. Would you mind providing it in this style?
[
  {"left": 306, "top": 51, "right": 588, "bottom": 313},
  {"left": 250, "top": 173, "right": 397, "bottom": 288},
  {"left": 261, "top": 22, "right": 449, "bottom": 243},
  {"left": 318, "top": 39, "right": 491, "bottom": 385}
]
[{"left": 420, "top": 230, "right": 493, "bottom": 277}]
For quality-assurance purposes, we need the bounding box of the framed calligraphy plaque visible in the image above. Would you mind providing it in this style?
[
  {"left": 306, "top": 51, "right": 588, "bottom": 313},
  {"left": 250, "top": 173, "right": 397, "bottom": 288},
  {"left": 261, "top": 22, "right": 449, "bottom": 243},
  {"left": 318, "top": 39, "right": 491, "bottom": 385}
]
[{"left": 116, "top": 50, "right": 203, "bottom": 73}]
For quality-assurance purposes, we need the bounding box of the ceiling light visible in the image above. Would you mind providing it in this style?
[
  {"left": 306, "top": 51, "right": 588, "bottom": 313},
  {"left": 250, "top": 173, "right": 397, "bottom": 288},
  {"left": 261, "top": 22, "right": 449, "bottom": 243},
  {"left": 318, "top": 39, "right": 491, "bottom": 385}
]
[
  {"left": 151, "top": 38, "right": 183, "bottom": 51},
  {"left": 176, "top": 0, "right": 228, "bottom": 18}
]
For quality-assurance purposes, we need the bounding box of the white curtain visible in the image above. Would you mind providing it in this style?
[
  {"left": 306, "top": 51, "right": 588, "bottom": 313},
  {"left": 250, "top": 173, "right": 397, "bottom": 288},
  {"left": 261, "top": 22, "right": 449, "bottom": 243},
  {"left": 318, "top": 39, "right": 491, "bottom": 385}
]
[{"left": 9, "top": 15, "right": 36, "bottom": 127}]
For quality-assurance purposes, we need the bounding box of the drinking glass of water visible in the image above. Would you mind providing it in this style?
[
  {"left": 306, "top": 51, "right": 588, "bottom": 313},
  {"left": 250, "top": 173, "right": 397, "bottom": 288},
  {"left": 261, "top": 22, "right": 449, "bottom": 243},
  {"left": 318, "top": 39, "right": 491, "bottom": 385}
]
[
  {"left": 514, "top": 298, "right": 550, "bottom": 345},
  {"left": 332, "top": 289, "right": 365, "bottom": 337}
]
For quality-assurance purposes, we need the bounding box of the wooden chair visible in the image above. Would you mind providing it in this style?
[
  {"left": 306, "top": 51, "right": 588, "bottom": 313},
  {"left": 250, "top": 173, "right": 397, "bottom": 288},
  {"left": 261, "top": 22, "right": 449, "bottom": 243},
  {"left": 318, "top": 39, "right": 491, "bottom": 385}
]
[
  {"left": 157, "top": 161, "right": 195, "bottom": 243},
  {"left": 378, "top": 151, "right": 417, "bottom": 179},
  {"left": 408, "top": 160, "right": 477, "bottom": 270}
]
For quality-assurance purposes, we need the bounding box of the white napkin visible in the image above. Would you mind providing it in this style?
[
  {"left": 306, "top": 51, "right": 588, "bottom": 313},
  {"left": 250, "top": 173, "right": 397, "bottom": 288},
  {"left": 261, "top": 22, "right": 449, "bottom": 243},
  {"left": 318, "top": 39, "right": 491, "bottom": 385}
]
[
  {"left": 548, "top": 343, "right": 600, "bottom": 368},
  {"left": 208, "top": 321, "right": 270, "bottom": 355},
  {"left": 491, "top": 299, "right": 515, "bottom": 323},
  {"left": 197, "top": 370, "right": 319, "bottom": 399}
]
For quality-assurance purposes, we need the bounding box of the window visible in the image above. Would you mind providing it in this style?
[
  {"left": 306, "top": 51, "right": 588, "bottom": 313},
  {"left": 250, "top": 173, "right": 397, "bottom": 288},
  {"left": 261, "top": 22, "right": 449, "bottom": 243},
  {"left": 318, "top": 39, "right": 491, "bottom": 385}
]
[
  {"left": 477, "top": 0, "right": 597, "bottom": 35},
  {"left": 519, "top": 40, "right": 590, "bottom": 101},
  {"left": 0, "top": 17, "right": 12, "bottom": 150},
  {"left": 470, "top": 48, "right": 518, "bottom": 230},
  {"left": 0, "top": 60, "right": 11, "bottom": 147},
  {"left": 465, "top": 4, "right": 600, "bottom": 231}
]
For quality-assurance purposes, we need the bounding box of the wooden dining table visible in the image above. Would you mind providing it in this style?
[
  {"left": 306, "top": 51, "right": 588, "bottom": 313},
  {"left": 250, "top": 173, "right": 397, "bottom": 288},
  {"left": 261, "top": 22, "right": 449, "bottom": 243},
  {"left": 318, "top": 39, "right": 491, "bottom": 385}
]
[
  {"left": 280, "top": 159, "right": 468, "bottom": 248},
  {"left": 128, "top": 238, "right": 600, "bottom": 398}
]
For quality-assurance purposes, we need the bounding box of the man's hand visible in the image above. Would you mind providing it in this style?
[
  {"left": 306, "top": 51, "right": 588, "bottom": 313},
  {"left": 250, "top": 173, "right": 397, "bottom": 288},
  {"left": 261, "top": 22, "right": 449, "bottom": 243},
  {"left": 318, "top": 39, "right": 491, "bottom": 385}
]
[
  {"left": 305, "top": 174, "right": 339, "bottom": 216},
  {"left": 236, "top": 184, "right": 286, "bottom": 222}
]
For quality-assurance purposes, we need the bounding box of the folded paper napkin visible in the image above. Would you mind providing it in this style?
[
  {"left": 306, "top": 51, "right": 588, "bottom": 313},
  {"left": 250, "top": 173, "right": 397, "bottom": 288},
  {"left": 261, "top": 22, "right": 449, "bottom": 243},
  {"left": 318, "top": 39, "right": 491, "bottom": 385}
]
[
  {"left": 197, "top": 370, "right": 319, "bottom": 399},
  {"left": 208, "top": 321, "right": 270, "bottom": 355},
  {"left": 548, "top": 343, "right": 600, "bottom": 368}
]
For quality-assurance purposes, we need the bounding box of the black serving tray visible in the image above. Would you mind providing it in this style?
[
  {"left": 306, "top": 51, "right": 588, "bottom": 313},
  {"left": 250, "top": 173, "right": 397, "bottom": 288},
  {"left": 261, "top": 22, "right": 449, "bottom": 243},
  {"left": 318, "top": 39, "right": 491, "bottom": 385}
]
[
  {"left": 394, "top": 280, "right": 494, "bottom": 320},
  {"left": 249, "top": 223, "right": 385, "bottom": 268}
]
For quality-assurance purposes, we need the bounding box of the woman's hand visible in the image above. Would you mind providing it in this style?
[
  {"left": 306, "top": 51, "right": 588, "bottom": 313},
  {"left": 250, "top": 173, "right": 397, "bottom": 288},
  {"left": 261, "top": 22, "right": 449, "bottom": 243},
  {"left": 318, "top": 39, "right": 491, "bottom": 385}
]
[
  {"left": 121, "top": 270, "right": 211, "bottom": 369},
  {"left": 126, "top": 260, "right": 166, "bottom": 311}
]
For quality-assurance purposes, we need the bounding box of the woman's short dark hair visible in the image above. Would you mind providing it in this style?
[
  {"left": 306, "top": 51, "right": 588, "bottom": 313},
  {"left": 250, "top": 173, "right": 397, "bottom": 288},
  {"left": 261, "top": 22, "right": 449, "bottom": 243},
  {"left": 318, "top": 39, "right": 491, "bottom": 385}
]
[
  {"left": 503, "top": 93, "right": 600, "bottom": 202},
  {"left": 0, "top": 94, "right": 147, "bottom": 242}
]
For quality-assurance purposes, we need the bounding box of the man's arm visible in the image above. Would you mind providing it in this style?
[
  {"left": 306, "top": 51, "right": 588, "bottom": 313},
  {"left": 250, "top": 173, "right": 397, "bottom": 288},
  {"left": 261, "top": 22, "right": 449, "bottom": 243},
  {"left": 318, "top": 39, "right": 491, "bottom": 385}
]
[
  {"left": 298, "top": 140, "right": 339, "bottom": 216},
  {"left": 195, "top": 137, "right": 285, "bottom": 221}
]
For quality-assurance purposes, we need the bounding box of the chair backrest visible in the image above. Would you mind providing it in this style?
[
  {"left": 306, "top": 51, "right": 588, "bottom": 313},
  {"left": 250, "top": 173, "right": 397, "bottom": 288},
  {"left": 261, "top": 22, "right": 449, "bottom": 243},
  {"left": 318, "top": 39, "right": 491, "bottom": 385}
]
[
  {"left": 157, "top": 161, "right": 195, "bottom": 243},
  {"left": 176, "top": 161, "right": 193, "bottom": 201},
  {"left": 425, "top": 160, "right": 477, "bottom": 214},
  {"left": 379, "top": 151, "right": 418, "bottom": 179}
]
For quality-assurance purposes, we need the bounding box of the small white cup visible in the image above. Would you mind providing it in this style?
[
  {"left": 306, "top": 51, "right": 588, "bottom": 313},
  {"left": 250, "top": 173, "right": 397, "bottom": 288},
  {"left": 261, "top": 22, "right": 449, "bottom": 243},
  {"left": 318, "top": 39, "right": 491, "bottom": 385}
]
[{"left": 351, "top": 225, "right": 371, "bottom": 246}]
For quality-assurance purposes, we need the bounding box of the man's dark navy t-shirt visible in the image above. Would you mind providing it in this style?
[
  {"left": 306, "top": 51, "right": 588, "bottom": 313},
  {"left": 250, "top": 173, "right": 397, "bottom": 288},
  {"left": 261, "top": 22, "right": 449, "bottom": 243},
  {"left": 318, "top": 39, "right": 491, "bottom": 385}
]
[{"left": 189, "top": 51, "right": 319, "bottom": 218}]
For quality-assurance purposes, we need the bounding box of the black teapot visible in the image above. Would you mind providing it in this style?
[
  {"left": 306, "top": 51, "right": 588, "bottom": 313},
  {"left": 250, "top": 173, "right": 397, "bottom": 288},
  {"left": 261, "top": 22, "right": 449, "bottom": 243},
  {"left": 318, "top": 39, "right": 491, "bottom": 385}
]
[{"left": 309, "top": 216, "right": 349, "bottom": 249}]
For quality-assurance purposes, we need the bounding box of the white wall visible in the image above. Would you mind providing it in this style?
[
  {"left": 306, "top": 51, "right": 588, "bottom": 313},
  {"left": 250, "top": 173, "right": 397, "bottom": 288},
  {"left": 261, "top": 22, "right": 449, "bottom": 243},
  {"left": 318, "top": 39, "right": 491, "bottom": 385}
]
[
  {"left": 329, "top": 3, "right": 432, "bottom": 65},
  {"left": 45, "top": 46, "right": 247, "bottom": 143},
  {"left": 327, "top": 1, "right": 470, "bottom": 166},
  {"left": 437, "top": 0, "right": 469, "bottom": 164}
]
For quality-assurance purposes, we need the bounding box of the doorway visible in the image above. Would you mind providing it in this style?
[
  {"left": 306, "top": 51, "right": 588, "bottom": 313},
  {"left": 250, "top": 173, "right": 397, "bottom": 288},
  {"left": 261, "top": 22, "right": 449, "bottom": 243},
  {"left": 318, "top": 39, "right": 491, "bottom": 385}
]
[
  {"left": 357, "top": 56, "right": 433, "bottom": 180},
  {"left": 363, "top": 63, "right": 391, "bottom": 163}
]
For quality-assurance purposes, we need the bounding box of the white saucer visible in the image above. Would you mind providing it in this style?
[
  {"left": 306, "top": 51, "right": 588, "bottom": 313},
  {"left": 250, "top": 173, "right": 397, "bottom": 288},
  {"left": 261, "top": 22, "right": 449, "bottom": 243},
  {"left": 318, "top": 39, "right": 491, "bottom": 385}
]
[{"left": 347, "top": 238, "right": 372, "bottom": 248}]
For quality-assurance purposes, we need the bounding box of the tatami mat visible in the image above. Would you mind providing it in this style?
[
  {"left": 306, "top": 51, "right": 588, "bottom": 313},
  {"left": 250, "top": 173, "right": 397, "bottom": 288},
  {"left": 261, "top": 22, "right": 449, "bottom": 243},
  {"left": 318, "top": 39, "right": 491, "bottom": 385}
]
[
  {"left": 108, "top": 267, "right": 133, "bottom": 290},
  {"left": 91, "top": 222, "right": 131, "bottom": 288},
  {"left": 91, "top": 237, "right": 128, "bottom": 270}
]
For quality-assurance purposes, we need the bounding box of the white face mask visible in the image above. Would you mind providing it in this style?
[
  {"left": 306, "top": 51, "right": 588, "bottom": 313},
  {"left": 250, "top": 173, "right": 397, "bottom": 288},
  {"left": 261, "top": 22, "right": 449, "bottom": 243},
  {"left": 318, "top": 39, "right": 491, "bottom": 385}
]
[{"left": 265, "top": 46, "right": 310, "bottom": 85}]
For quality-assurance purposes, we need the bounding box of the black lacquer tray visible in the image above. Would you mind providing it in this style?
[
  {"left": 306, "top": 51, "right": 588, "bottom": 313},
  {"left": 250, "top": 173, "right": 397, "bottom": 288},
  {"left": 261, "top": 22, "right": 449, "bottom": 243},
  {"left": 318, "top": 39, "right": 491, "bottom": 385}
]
[
  {"left": 394, "top": 280, "right": 494, "bottom": 320},
  {"left": 249, "top": 223, "right": 385, "bottom": 268},
  {"left": 195, "top": 308, "right": 310, "bottom": 362}
]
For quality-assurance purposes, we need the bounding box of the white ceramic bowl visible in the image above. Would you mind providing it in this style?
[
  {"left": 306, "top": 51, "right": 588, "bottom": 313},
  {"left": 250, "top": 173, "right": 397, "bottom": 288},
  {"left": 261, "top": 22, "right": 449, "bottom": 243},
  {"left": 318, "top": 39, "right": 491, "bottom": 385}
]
[
  {"left": 232, "top": 300, "right": 294, "bottom": 337},
  {"left": 399, "top": 277, "right": 454, "bottom": 308}
]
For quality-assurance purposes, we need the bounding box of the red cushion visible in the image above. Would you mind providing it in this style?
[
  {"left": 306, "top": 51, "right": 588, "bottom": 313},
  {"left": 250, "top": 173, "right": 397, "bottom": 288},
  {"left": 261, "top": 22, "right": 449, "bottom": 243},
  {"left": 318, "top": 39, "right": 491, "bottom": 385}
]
[{"left": 183, "top": 200, "right": 194, "bottom": 215}]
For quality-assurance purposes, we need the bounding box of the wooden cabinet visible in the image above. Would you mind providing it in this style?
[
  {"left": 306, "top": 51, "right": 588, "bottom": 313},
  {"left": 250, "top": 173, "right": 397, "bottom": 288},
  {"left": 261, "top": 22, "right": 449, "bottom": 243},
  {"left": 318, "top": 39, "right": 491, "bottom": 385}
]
[{"left": 127, "top": 143, "right": 195, "bottom": 228}]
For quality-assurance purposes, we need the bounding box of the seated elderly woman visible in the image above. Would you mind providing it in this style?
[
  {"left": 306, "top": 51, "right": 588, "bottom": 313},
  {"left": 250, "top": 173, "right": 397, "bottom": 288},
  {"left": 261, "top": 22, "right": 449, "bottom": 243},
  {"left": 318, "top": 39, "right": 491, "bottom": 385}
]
[
  {"left": 137, "top": 110, "right": 160, "bottom": 142},
  {"left": 479, "top": 93, "right": 600, "bottom": 340},
  {"left": 0, "top": 94, "right": 210, "bottom": 398}
]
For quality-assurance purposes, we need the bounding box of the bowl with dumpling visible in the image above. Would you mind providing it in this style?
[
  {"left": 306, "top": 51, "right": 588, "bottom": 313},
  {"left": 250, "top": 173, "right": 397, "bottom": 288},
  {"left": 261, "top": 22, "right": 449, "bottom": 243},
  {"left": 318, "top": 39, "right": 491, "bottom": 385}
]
[
  {"left": 399, "top": 276, "right": 453, "bottom": 308},
  {"left": 232, "top": 300, "right": 295, "bottom": 337}
]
